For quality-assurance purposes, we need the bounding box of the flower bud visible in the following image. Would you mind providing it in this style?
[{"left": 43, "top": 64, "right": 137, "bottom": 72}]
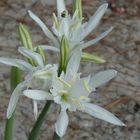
[
  {"left": 17, "top": 23, "right": 36, "bottom": 66},
  {"left": 81, "top": 52, "right": 106, "bottom": 64},
  {"left": 58, "top": 35, "right": 69, "bottom": 76},
  {"left": 72, "top": 0, "right": 83, "bottom": 20},
  {"left": 36, "top": 46, "right": 46, "bottom": 65}
]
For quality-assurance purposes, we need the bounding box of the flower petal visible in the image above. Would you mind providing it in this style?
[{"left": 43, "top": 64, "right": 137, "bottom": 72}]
[
  {"left": 80, "top": 3, "right": 108, "bottom": 40},
  {"left": 23, "top": 89, "right": 53, "bottom": 100},
  {"left": 55, "top": 110, "right": 69, "bottom": 137},
  {"left": 18, "top": 47, "right": 44, "bottom": 67},
  {"left": 36, "top": 45, "right": 59, "bottom": 52},
  {"left": 90, "top": 69, "right": 117, "bottom": 88},
  {"left": 67, "top": 47, "right": 81, "bottom": 74},
  {"left": 33, "top": 64, "right": 57, "bottom": 80},
  {"left": 56, "top": 0, "right": 66, "bottom": 18},
  {"left": 33, "top": 100, "right": 38, "bottom": 120},
  {"left": 28, "top": 10, "right": 59, "bottom": 47},
  {"left": 0, "top": 57, "right": 33, "bottom": 71},
  {"left": 81, "top": 27, "right": 113, "bottom": 49},
  {"left": 83, "top": 102, "right": 125, "bottom": 126},
  {"left": 7, "top": 82, "right": 26, "bottom": 119}
]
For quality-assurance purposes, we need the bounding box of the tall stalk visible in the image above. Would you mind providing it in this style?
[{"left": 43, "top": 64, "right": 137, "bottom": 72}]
[
  {"left": 53, "top": 132, "right": 61, "bottom": 140},
  {"left": 4, "top": 67, "right": 21, "bottom": 140},
  {"left": 28, "top": 101, "right": 52, "bottom": 140}
]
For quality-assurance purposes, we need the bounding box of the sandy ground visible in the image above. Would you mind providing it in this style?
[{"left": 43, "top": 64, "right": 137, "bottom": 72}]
[{"left": 0, "top": 0, "right": 140, "bottom": 140}]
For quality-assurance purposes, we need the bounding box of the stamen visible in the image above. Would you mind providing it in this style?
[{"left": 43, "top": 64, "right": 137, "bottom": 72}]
[
  {"left": 34, "top": 71, "right": 52, "bottom": 78},
  {"left": 84, "top": 80, "right": 91, "bottom": 93},
  {"left": 57, "top": 77, "right": 71, "bottom": 88},
  {"left": 79, "top": 96, "right": 90, "bottom": 102},
  {"left": 53, "top": 13, "right": 59, "bottom": 28},
  {"left": 71, "top": 98, "right": 84, "bottom": 110}
]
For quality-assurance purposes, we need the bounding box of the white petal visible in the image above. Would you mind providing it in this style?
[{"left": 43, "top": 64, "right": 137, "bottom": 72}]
[
  {"left": 90, "top": 69, "right": 117, "bottom": 88},
  {"left": 0, "top": 57, "right": 33, "bottom": 71},
  {"left": 36, "top": 45, "right": 59, "bottom": 52},
  {"left": 33, "top": 100, "right": 38, "bottom": 120},
  {"left": 80, "top": 3, "right": 108, "bottom": 40},
  {"left": 23, "top": 89, "right": 53, "bottom": 100},
  {"left": 7, "top": 82, "right": 26, "bottom": 119},
  {"left": 83, "top": 102, "right": 125, "bottom": 126},
  {"left": 67, "top": 48, "right": 81, "bottom": 74},
  {"left": 82, "top": 27, "right": 113, "bottom": 49},
  {"left": 33, "top": 64, "right": 57, "bottom": 80},
  {"left": 56, "top": 0, "right": 66, "bottom": 18},
  {"left": 28, "top": 10, "right": 59, "bottom": 46},
  {"left": 55, "top": 110, "right": 69, "bottom": 137},
  {"left": 18, "top": 47, "right": 44, "bottom": 67}
]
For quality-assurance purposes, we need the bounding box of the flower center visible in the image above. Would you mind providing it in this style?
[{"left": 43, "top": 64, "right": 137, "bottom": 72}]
[{"left": 59, "top": 90, "right": 69, "bottom": 102}]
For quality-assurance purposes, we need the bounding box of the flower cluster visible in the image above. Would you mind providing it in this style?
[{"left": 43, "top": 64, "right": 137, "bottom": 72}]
[{"left": 0, "top": 0, "right": 125, "bottom": 137}]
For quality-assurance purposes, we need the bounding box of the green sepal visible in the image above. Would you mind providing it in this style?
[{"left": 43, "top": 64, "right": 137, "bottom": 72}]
[
  {"left": 58, "top": 35, "right": 69, "bottom": 76},
  {"left": 81, "top": 52, "right": 106, "bottom": 64}
]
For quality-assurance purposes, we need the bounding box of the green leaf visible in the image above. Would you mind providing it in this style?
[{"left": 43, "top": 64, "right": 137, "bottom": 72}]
[{"left": 81, "top": 52, "right": 106, "bottom": 64}]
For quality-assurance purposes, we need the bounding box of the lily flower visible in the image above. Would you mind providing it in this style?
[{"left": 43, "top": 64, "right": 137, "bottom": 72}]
[
  {"left": 28, "top": 0, "right": 113, "bottom": 51},
  {"left": 24, "top": 51, "right": 125, "bottom": 137},
  {"left": 0, "top": 47, "right": 57, "bottom": 119}
]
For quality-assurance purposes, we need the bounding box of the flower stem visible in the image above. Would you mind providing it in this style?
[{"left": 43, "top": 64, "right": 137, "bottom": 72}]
[
  {"left": 53, "top": 132, "right": 60, "bottom": 140},
  {"left": 4, "top": 67, "right": 21, "bottom": 140},
  {"left": 28, "top": 101, "right": 52, "bottom": 140}
]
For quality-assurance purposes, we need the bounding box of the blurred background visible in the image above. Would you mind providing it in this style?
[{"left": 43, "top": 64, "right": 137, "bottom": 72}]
[{"left": 0, "top": 0, "right": 140, "bottom": 139}]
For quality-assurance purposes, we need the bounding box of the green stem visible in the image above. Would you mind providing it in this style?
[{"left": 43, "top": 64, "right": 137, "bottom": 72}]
[
  {"left": 4, "top": 67, "right": 21, "bottom": 140},
  {"left": 53, "top": 132, "right": 60, "bottom": 140},
  {"left": 28, "top": 101, "right": 52, "bottom": 140}
]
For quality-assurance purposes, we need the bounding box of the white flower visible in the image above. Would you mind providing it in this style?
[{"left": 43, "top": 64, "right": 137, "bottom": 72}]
[
  {"left": 0, "top": 47, "right": 57, "bottom": 119},
  {"left": 28, "top": 1, "right": 113, "bottom": 51},
  {"left": 24, "top": 52, "right": 125, "bottom": 137},
  {"left": 52, "top": 55, "right": 125, "bottom": 136}
]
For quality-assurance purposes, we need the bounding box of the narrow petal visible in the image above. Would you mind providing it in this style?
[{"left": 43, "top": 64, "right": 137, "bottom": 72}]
[
  {"left": 61, "top": 18, "right": 69, "bottom": 38},
  {"left": 83, "top": 103, "right": 125, "bottom": 126},
  {"left": 0, "top": 57, "right": 33, "bottom": 71},
  {"left": 18, "top": 47, "right": 44, "bottom": 67},
  {"left": 33, "top": 100, "right": 38, "bottom": 120},
  {"left": 80, "top": 3, "right": 108, "bottom": 40},
  {"left": 28, "top": 10, "right": 59, "bottom": 47},
  {"left": 81, "top": 27, "right": 113, "bottom": 49},
  {"left": 36, "top": 45, "right": 59, "bottom": 52},
  {"left": 23, "top": 89, "right": 53, "bottom": 100},
  {"left": 33, "top": 64, "right": 57, "bottom": 80},
  {"left": 7, "top": 82, "right": 26, "bottom": 119},
  {"left": 67, "top": 48, "right": 81, "bottom": 74},
  {"left": 56, "top": 0, "right": 66, "bottom": 18},
  {"left": 55, "top": 110, "right": 69, "bottom": 137},
  {"left": 90, "top": 69, "right": 117, "bottom": 88}
]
